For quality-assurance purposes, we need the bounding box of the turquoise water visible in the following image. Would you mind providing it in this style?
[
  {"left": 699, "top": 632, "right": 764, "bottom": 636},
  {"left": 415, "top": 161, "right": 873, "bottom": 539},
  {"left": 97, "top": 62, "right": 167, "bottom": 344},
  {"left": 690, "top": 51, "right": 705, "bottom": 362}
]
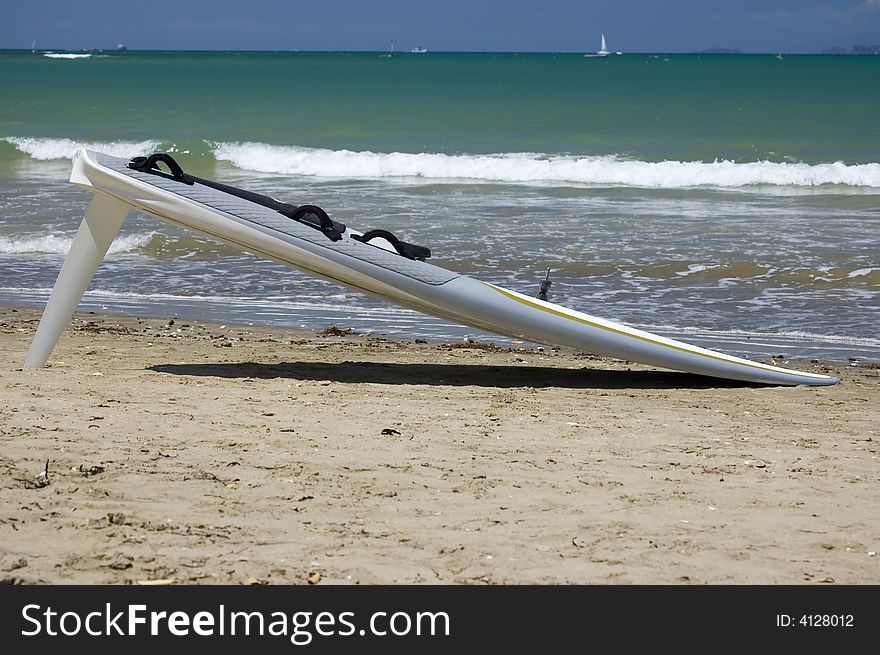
[
  {"left": 3, "top": 51, "right": 880, "bottom": 161},
  {"left": 1, "top": 50, "right": 878, "bottom": 360}
]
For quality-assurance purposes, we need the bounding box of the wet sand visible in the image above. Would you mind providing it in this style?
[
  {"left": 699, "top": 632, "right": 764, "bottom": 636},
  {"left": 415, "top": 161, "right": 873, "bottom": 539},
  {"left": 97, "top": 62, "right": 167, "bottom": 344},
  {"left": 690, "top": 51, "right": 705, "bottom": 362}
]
[{"left": 1, "top": 305, "right": 877, "bottom": 584}]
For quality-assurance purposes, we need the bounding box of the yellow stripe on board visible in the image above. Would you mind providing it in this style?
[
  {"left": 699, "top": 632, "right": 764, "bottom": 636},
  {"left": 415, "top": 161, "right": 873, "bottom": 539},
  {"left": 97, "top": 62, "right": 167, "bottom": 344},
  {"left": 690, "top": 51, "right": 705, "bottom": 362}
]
[{"left": 483, "top": 282, "right": 832, "bottom": 380}]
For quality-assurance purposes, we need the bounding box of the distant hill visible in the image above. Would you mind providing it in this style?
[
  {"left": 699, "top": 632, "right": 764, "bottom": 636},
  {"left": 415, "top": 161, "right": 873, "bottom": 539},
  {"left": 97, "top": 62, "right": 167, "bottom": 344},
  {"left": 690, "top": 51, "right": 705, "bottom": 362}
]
[{"left": 822, "top": 44, "right": 880, "bottom": 54}]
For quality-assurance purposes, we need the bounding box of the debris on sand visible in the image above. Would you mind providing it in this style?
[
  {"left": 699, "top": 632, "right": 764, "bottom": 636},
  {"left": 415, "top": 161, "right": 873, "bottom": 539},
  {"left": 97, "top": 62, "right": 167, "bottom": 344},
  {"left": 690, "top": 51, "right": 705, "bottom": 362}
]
[
  {"left": 319, "top": 325, "right": 356, "bottom": 337},
  {"left": 16, "top": 460, "right": 50, "bottom": 489},
  {"left": 79, "top": 464, "right": 105, "bottom": 477}
]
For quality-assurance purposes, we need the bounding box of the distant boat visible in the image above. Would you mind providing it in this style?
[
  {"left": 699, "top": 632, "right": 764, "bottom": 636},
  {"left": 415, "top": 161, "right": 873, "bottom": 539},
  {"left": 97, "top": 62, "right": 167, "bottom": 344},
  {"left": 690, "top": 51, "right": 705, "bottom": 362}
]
[
  {"left": 380, "top": 40, "right": 395, "bottom": 58},
  {"left": 44, "top": 52, "right": 92, "bottom": 59},
  {"left": 411, "top": 47, "right": 427, "bottom": 54},
  {"left": 584, "top": 33, "right": 621, "bottom": 57}
]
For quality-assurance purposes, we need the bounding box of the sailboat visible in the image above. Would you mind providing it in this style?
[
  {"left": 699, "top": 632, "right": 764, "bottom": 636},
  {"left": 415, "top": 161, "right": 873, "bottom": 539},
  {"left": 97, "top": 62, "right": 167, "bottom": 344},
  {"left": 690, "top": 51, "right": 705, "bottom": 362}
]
[{"left": 585, "top": 34, "right": 620, "bottom": 57}]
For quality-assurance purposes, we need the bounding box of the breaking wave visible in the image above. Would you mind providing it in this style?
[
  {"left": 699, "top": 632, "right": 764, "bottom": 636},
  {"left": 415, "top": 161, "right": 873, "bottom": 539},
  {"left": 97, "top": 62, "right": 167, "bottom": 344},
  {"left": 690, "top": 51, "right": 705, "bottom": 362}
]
[
  {"left": 2, "top": 137, "right": 158, "bottom": 161},
  {"left": 213, "top": 141, "right": 880, "bottom": 188},
  {"left": 0, "top": 233, "right": 153, "bottom": 255},
  {"left": 4, "top": 136, "right": 880, "bottom": 189}
]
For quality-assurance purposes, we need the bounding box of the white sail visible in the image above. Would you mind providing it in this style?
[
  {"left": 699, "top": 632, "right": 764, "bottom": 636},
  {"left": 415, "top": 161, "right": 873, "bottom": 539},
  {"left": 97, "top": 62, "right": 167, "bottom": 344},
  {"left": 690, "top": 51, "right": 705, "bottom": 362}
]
[{"left": 585, "top": 33, "right": 611, "bottom": 57}]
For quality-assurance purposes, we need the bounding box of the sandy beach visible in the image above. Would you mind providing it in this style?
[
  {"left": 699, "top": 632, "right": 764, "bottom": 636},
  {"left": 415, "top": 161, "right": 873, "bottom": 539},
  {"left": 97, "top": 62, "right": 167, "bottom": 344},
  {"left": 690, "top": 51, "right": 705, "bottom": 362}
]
[{"left": 0, "top": 305, "right": 877, "bottom": 585}]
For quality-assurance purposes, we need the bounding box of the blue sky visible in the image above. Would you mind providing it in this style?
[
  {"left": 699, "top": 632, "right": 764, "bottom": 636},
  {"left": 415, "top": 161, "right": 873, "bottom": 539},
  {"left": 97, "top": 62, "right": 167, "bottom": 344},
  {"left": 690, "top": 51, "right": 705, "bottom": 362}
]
[{"left": 5, "top": 0, "right": 880, "bottom": 52}]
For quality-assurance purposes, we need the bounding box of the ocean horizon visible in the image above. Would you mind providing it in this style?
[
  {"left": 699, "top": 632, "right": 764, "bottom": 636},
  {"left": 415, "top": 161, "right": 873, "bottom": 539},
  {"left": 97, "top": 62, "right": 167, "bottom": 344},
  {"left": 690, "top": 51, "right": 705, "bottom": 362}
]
[{"left": 4, "top": 47, "right": 878, "bottom": 54}]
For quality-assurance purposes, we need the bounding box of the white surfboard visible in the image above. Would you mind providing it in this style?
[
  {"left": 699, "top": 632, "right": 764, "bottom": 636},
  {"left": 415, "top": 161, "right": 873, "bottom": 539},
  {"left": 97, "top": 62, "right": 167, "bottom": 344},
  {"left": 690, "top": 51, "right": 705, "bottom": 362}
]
[{"left": 25, "top": 149, "right": 838, "bottom": 386}]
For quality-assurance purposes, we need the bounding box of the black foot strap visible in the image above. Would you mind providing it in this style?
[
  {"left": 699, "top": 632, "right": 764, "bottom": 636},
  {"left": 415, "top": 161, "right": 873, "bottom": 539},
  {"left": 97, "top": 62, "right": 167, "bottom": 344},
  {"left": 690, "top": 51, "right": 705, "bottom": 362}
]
[
  {"left": 352, "top": 229, "right": 431, "bottom": 261},
  {"left": 280, "top": 205, "right": 344, "bottom": 242},
  {"left": 127, "top": 153, "right": 430, "bottom": 257},
  {"left": 128, "top": 153, "right": 194, "bottom": 185},
  {"left": 128, "top": 153, "right": 343, "bottom": 241}
]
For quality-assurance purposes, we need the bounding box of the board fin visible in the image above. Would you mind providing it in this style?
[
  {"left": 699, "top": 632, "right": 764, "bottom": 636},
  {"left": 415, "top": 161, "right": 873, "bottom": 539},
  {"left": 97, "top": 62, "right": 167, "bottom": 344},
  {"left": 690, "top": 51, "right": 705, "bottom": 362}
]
[{"left": 25, "top": 192, "right": 130, "bottom": 368}]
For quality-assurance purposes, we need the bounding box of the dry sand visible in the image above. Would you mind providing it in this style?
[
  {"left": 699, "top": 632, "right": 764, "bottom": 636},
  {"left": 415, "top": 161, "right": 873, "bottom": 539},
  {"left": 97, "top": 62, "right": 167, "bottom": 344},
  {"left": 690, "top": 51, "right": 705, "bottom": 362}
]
[{"left": 0, "top": 305, "right": 877, "bottom": 585}]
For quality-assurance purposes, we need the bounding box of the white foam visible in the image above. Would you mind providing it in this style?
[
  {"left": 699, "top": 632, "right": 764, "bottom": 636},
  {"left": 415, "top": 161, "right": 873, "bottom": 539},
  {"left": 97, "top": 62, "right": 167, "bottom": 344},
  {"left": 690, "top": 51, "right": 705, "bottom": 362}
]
[
  {"left": 675, "top": 264, "right": 721, "bottom": 277},
  {"left": 848, "top": 267, "right": 878, "bottom": 278},
  {"left": 0, "top": 233, "right": 153, "bottom": 255},
  {"left": 633, "top": 324, "right": 880, "bottom": 348},
  {"left": 2, "top": 137, "right": 158, "bottom": 161},
  {"left": 213, "top": 141, "right": 880, "bottom": 189},
  {"left": 43, "top": 53, "right": 92, "bottom": 59},
  {"left": 0, "top": 286, "right": 422, "bottom": 316}
]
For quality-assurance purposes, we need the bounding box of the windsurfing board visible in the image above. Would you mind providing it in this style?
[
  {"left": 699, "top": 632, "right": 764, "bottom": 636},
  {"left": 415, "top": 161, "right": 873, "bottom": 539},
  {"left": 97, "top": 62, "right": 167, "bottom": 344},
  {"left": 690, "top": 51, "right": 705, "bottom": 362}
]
[{"left": 24, "top": 149, "right": 839, "bottom": 386}]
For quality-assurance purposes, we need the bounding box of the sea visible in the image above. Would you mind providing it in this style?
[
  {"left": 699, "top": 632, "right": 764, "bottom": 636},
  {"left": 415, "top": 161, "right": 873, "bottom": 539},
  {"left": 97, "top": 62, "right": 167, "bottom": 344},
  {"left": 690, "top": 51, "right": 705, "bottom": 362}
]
[{"left": 1, "top": 50, "right": 878, "bottom": 361}]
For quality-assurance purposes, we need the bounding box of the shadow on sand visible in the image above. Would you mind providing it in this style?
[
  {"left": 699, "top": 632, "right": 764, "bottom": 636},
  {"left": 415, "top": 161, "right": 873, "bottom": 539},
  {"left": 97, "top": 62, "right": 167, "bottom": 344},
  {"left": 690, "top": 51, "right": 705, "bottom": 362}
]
[{"left": 149, "top": 361, "right": 760, "bottom": 390}]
